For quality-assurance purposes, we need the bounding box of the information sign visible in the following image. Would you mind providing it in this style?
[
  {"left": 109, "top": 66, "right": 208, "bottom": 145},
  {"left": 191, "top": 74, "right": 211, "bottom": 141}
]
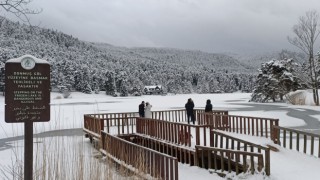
[{"left": 5, "top": 55, "right": 50, "bottom": 123}]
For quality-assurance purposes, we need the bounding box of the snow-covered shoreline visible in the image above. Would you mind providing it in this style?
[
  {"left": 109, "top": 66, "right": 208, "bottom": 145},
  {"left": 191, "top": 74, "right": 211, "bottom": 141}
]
[{"left": 1, "top": 92, "right": 320, "bottom": 180}]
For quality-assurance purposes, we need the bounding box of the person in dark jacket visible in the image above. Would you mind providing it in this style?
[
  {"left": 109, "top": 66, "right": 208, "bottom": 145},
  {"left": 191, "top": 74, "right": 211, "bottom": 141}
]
[
  {"left": 139, "top": 101, "right": 145, "bottom": 117},
  {"left": 205, "top": 99, "right": 213, "bottom": 112},
  {"left": 185, "top": 98, "right": 195, "bottom": 124}
]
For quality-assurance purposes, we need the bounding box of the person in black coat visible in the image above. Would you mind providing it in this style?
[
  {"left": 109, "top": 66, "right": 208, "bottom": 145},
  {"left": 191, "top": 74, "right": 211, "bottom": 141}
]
[
  {"left": 185, "top": 98, "right": 195, "bottom": 124},
  {"left": 139, "top": 101, "right": 145, "bottom": 117},
  {"left": 205, "top": 99, "right": 213, "bottom": 112}
]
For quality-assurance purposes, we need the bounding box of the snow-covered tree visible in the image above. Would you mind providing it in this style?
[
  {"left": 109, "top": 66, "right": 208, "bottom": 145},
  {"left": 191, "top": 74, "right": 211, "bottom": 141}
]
[
  {"left": 105, "top": 71, "right": 116, "bottom": 96},
  {"left": 288, "top": 10, "right": 320, "bottom": 105},
  {"left": 251, "top": 59, "right": 305, "bottom": 102}
]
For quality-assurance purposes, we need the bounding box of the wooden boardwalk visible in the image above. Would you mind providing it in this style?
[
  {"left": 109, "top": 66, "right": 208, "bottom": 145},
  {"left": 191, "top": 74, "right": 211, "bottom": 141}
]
[
  {"left": 83, "top": 109, "right": 275, "bottom": 179},
  {"left": 83, "top": 109, "right": 320, "bottom": 179}
]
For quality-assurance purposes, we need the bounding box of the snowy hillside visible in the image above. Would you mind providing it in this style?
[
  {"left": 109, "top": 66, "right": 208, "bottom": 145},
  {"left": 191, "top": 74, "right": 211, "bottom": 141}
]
[
  {"left": 0, "top": 17, "right": 257, "bottom": 94},
  {"left": 229, "top": 50, "right": 306, "bottom": 70},
  {"left": 100, "top": 45, "right": 253, "bottom": 72}
]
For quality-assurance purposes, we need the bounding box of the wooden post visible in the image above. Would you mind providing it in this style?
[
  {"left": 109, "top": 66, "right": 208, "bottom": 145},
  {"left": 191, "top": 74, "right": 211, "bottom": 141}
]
[
  {"left": 24, "top": 122, "right": 33, "bottom": 180},
  {"left": 196, "top": 127, "right": 200, "bottom": 145},
  {"left": 265, "top": 148, "right": 270, "bottom": 176},
  {"left": 271, "top": 125, "right": 280, "bottom": 144}
]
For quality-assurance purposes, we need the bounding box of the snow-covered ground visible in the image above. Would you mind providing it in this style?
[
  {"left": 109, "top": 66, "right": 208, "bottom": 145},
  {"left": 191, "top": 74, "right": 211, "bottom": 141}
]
[{"left": 1, "top": 92, "right": 320, "bottom": 180}]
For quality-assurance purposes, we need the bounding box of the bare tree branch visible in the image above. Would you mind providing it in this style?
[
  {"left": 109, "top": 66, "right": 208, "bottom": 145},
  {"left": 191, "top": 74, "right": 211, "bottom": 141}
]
[{"left": 0, "top": 0, "right": 41, "bottom": 25}]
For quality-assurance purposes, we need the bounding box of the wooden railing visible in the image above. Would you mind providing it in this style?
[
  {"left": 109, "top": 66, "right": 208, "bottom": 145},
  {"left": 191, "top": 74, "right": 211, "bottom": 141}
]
[
  {"left": 210, "top": 130, "right": 270, "bottom": 175},
  {"left": 197, "top": 113, "right": 279, "bottom": 138},
  {"left": 124, "top": 134, "right": 196, "bottom": 165},
  {"left": 195, "top": 146, "right": 264, "bottom": 175},
  {"left": 83, "top": 114, "right": 104, "bottom": 138},
  {"left": 197, "top": 112, "right": 229, "bottom": 129},
  {"left": 83, "top": 109, "right": 208, "bottom": 131},
  {"left": 101, "top": 131, "right": 179, "bottom": 180},
  {"left": 84, "top": 109, "right": 228, "bottom": 132},
  {"left": 197, "top": 111, "right": 229, "bottom": 126},
  {"left": 83, "top": 115, "right": 136, "bottom": 137},
  {"left": 151, "top": 109, "right": 187, "bottom": 122},
  {"left": 103, "top": 117, "right": 136, "bottom": 135},
  {"left": 84, "top": 111, "right": 277, "bottom": 148},
  {"left": 136, "top": 117, "right": 211, "bottom": 147},
  {"left": 85, "top": 112, "right": 137, "bottom": 126},
  {"left": 272, "top": 125, "right": 320, "bottom": 158},
  {"left": 151, "top": 109, "right": 228, "bottom": 123}
]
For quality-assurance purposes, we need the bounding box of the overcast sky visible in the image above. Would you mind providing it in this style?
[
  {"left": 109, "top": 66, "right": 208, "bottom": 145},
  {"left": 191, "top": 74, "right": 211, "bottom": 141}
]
[{"left": 3, "top": 0, "right": 320, "bottom": 54}]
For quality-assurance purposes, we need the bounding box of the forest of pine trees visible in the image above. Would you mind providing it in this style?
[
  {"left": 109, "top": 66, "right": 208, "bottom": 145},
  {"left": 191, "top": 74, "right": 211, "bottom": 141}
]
[{"left": 0, "top": 17, "right": 256, "bottom": 96}]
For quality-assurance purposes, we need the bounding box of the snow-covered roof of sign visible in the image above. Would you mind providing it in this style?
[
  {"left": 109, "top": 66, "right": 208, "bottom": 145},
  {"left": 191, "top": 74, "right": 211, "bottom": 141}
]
[
  {"left": 6, "top": 54, "right": 50, "bottom": 64},
  {"left": 144, "top": 85, "right": 162, "bottom": 89}
]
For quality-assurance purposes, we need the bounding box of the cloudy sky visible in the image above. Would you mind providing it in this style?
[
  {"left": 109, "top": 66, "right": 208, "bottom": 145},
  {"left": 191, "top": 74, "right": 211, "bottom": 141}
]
[{"left": 3, "top": 0, "right": 320, "bottom": 54}]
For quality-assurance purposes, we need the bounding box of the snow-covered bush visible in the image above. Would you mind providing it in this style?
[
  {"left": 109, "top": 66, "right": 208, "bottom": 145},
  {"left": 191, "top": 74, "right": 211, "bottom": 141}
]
[
  {"left": 62, "top": 91, "right": 71, "bottom": 98},
  {"left": 285, "top": 90, "right": 306, "bottom": 105}
]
